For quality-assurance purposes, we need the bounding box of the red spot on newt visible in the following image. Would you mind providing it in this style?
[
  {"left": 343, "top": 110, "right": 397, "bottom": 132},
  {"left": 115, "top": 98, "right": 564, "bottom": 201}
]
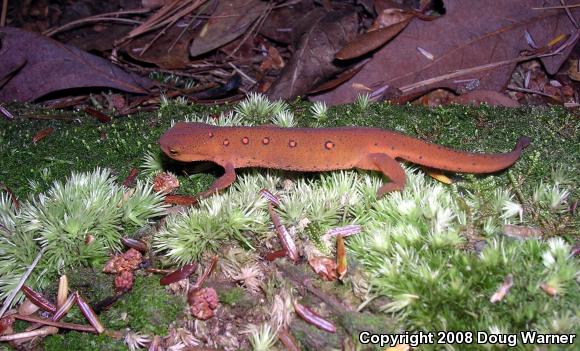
[
  {"left": 325, "top": 141, "right": 335, "bottom": 149},
  {"left": 262, "top": 137, "right": 270, "bottom": 145},
  {"left": 242, "top": 137, "right": 249, "bottom": 144},
  {"left": 289, "top": 140, "right": 297, "bottom": 148},
  {"left": 223, "top": 139, "right": 230, "bottom": 146}
]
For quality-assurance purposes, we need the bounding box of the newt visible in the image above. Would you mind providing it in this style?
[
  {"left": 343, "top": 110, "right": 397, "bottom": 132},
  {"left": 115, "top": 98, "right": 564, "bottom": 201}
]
[{"left": 159, "top": 122, "right": 531, "bottom": 199}]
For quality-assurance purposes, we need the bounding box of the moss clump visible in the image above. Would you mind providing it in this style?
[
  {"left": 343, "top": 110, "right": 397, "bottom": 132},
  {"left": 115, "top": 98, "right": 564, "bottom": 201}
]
[
  {"left": 44, "top": 333, "right": 126, "bottom": 351},
  {"left": 102, "top": 275, "right": 184, "bottom": 335},
  {"left": 219, "top": 286, "right": 246, "bottom": 306},
  {"left": 0, "top": 169, "right": 166, "bottom": 304}
]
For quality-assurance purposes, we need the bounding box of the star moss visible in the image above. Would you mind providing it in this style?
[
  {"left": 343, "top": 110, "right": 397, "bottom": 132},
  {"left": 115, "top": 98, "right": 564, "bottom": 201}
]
[{"left": 0, "top": 168, "right": 166, "bottom": 303}]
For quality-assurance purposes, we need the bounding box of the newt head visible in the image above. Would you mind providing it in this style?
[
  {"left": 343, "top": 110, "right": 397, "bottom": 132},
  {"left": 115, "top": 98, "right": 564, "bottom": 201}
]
[{"left": 159, "top": 122, "right": 215, "bottom": 162}]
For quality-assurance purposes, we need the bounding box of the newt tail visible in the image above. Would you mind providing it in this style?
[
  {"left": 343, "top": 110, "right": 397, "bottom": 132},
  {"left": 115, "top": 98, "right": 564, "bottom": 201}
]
[{"left": 159, "top": 122, "right": 531, "bottom": 199}]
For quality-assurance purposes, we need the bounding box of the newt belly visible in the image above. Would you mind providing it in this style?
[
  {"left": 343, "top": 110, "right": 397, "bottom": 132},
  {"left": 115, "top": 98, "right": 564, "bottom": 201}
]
[{"left": 159, "top": 122, "right": 531, "bottom": 199}]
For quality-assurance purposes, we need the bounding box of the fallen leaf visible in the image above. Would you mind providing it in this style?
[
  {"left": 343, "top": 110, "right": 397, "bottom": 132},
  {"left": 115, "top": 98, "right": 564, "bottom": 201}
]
[
  {"left": 84, "top": 107, "right": 112, "bottom": 123},
  {"left": 164, "top": 194, "right": 197, "bottom": 206},
  {"left": 452, "top": 90, "right": 520, "bottom": 107},
  {"left": 268, "top": 8, "right": 359, "bottom": 100},
  {"left": 423, "top": 167, "right": 453, "bottom": 184},
  {"left": 313, "top": 0, "right": 579, "bottom": 105},
  {"left": 308, "top": 256, "right": 337, "bottom": 281},
  {"left": 32, "top": 127, "right": 55, "bottom": 144},
  {"left": 160, "top": 263, "right": 197, "bottom": 285},
  {"left": 336, "top": 13, "right": 412, "bottom": 60},
  {"left": 0, "top": 27, "right": 153, "bottom": 102},
  {"left": 259, "top": 1, "right": 316, "bottom": 44},
  {"left": 122, "top": 168, "right": 139, "bottom": 188},
  {"left": 189, "top": 0, "right": 268, "bottom": 58},
  {"left": 336, "top": 235, "right": 347, "bottom": 280},
  {"left": 567, "top": 59, "right": 580, "bottom": 81},
  {"left": 293, "top": 301, "right": 336, "bottom": 333}
]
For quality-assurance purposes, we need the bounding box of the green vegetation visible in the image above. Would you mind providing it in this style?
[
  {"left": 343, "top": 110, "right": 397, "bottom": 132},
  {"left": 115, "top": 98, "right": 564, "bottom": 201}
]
[
  {"left": 103, "top": 275, "right": 184, "bottom": 335},
  {"left": 0, "top": 169, "right": 166, "bottom": 303},
  {"left": 0, "top": 95, "right": 578, "bottom": 350}
]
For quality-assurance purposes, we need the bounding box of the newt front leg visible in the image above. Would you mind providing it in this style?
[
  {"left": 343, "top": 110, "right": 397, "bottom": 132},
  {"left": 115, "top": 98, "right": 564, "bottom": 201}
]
[{"left": 196, "top": 162, "right": 236, "bottom": 199}]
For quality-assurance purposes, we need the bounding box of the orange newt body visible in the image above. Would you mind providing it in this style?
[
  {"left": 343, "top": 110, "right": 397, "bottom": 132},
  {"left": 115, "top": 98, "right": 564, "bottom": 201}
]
[{"left": 159, "top": 122, "right": 531, "bottom": 198}]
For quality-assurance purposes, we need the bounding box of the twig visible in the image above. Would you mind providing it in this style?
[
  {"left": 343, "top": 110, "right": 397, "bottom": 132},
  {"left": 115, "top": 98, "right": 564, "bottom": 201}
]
[
  {"left": 12, "top": 313, "right": 97, "bottom": 333},
  {"left": 228, "top": 62, "right": 257, "bottom": 84},
  {"left": 506, "top": 85, "right": 558, "bottom": 98},
  {"left": 168, "top": 0, "right": 213, "bottom": 52},
  {"left": 399, "top": 50, "right": 572, "bottom": 94},
  {"left": 0, "top": 0, "right": 7, "bottom": 27},
  {"left": 45, "top": 18, "right": 143, "bottom": 37},
  {"left": 0, "top": 326, "right": 59, "bottom": 341},
  {"left": 43, "top": 9, "right": 150, "bottom": 36},
  {"left": 139, "top": 0, "right": 206, "bottom": 56},
  {"left": 0, "top": 247, "right": 46, "bottom": 318},
  {"left": 532, "top": 4, "right": 580, "bottom": 10},
  {"left": 560, "top": 0, "right": 579, "bottom": 29},
  {"left": 225, "top": 2, "right": 272, "bottom": 59}
]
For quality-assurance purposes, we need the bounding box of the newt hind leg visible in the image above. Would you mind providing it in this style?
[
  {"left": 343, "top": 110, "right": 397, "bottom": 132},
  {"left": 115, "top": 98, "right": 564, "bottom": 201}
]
[{"left": 355, "top": 153, "right": 406, "bottom": 197}]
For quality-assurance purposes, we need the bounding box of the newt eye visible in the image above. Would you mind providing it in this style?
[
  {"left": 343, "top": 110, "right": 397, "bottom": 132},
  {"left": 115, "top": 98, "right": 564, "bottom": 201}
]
[{"left": 169, "top": 148, "right": 179, "bottom": 155}]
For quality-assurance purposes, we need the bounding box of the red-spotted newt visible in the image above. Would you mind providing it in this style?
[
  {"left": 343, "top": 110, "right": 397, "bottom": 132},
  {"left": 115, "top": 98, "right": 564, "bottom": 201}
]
[{"left": 159, "top": 122, "right": 531, "bottom": 199}]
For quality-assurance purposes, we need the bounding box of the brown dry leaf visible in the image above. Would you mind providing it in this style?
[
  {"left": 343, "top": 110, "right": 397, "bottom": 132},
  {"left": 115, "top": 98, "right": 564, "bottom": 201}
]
[
  {"left": 567, "top": 59, "right": 580, "bottom": 81},
  {"left": 268, "top": 8, "right": 359, "bottom": 100},
  {"left": 122, "top": 24, "right": 199, "bottom": 69},
  {"left": 189, "top": 0, "right": 267, "bottom": 58},
  {"left": 423, "top": 167, "right": 453, "bottom": 184},
  {"left": 32, "top": 127, "right": 55, "bottom": 144},
  {"left": 259, "top": 1, "right": 316, "bottom": 44},
  {"left": 371, "top": 8, "right": 413, "bottom": 30},
  {"left": 313, "top": 0, "right": 579, "bottom": 105},
  {"left": 0, "top": 27, "right": 153, "bottom": 102},
  {"left": 308, "top": 256, "right": 338, "bottom": 281},
  {"left": 336, "top": 12, "right": 413, "bottom": 60},
  {"left": 453, "top": 90, "right": 520, "bottom": 107}
]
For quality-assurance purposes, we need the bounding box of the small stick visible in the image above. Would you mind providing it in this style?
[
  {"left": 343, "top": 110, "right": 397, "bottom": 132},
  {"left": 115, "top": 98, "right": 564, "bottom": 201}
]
[
  {"left": 12, "top": 313, "right": 97, "bottom": 333},
  {"left": 506, "top": 85, "right": 559, "bottom": 99},
  {"left": 0, "top": 326, "right": 59, "bottom": 341},
  {"left": 560, "top": 0, "right": 579, "bottom": 29},
  {"left": 0, "top": 247, "right": 46, "bottom": 318},
  {"left": 43, "top": 9, "right": 150, "bottom": 36},
  {"left": 0, "top": 0, "right": 7, "bottom": 27},
  {"left": 532, "top": 4, "right": 580, "bottom": 10},
  {"left": 228, "top": 63, "right": 257, "bottom": 84}
]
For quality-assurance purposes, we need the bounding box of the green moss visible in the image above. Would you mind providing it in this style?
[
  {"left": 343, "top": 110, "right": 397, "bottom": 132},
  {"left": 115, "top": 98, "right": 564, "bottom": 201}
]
[
  {"left": 102, "top": 275, "right": 184, "bottom": 335},
  {"left": 44, "top": 333, "right": 126, "bottom": 351},
  {"left": 1, "top": 103, "right": 577, "bottom": 199},
  {"left": 218, "top": 286, "right": 246, "bottom": 305}
]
